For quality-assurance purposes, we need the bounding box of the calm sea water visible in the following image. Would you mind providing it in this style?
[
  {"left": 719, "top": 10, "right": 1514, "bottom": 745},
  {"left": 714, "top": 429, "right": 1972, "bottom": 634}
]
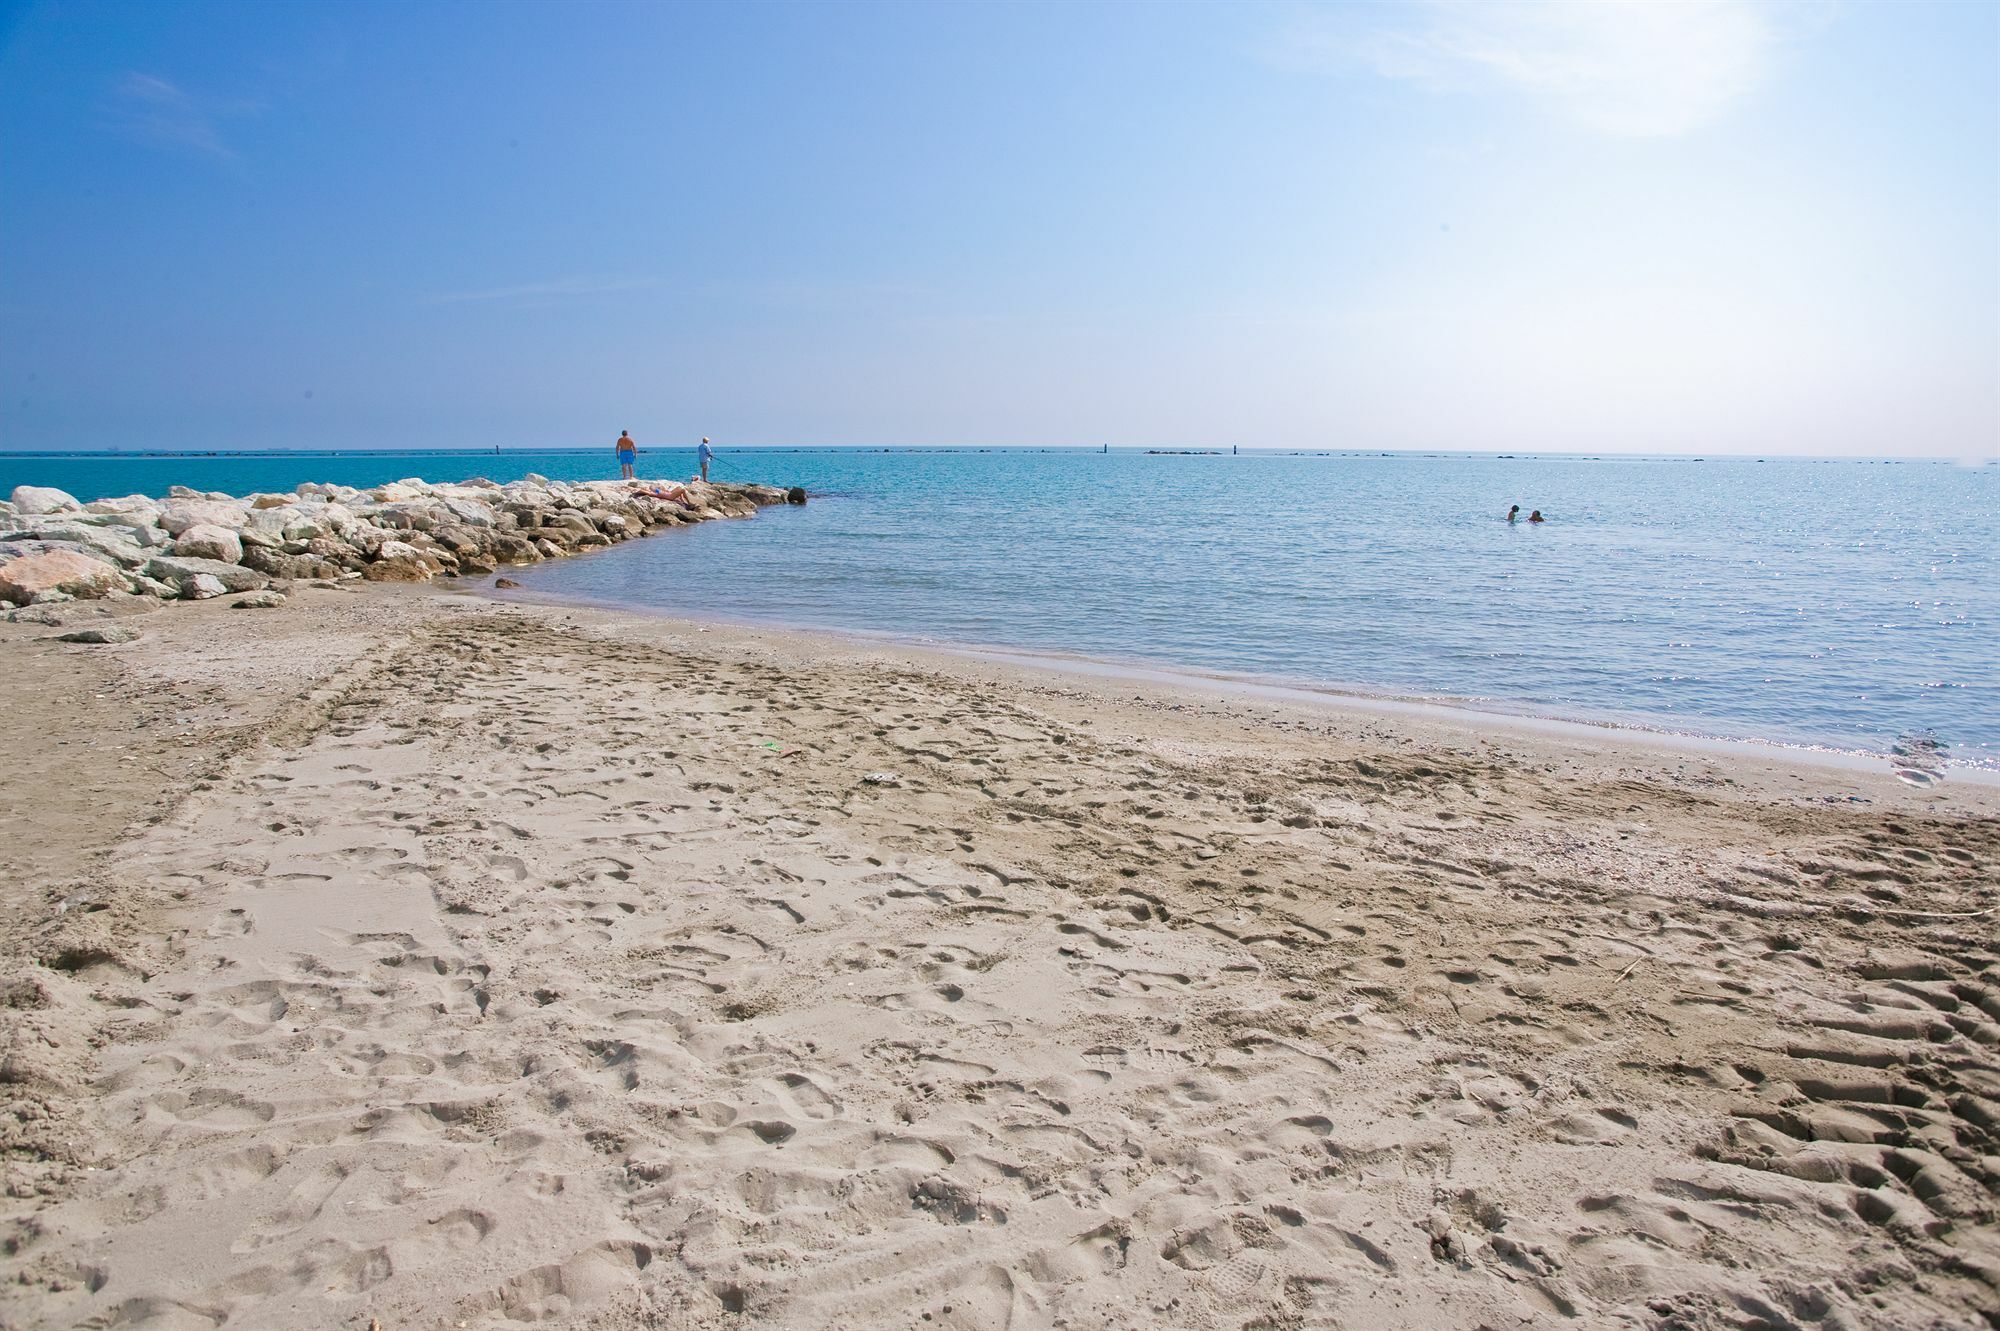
[{"left": 6, "top": 448, "right": 1996, "bottom": 769}]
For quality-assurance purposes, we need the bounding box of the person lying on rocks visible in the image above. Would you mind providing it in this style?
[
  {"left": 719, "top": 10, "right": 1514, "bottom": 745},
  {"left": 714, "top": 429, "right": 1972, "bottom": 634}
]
[{"left": 631, "top": 481, "right": 689, "bottom": 504}]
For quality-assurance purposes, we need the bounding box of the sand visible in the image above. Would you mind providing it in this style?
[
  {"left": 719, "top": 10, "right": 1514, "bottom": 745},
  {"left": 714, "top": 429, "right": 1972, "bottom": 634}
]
[{"left": 2, "top": 586, "right": 1996, "bottom": 1331}]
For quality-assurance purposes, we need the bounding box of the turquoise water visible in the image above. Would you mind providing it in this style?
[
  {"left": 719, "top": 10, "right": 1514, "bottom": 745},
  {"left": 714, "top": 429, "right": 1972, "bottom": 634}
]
[{"left": 6, "top": 448, "right": 1996, "bottom": 768}]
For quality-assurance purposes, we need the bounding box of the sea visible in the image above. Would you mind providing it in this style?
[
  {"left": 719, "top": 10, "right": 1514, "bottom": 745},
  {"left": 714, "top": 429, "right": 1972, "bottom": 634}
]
[{"left": 5, "top": 447, "right": 1996, "bottom": 773}]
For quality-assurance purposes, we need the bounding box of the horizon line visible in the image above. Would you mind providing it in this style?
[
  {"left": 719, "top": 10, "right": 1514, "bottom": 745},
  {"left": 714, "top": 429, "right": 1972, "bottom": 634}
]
[{"left": 0, "top": 444, "right": 1991, "bottom": 465}]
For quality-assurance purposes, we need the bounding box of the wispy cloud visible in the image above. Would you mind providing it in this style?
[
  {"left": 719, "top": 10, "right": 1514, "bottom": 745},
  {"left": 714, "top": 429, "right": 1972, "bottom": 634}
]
[
  {"left": 746, "top": 279, "right": 937, "bottom": 312},
  {"left": 429, "top": 277, "right": 656, "bottom": 306},
  {"left": 1273, "top": 1, "right": 1780, "bottom": 137},
  {"left": 109, "top": 72, "right": 244, "bottom": 159}
]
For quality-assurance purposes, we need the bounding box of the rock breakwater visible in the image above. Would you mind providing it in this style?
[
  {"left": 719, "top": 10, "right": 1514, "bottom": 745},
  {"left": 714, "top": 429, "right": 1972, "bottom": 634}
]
[{"left": 0, "top": 475, "right": 793, "bottom": 608}]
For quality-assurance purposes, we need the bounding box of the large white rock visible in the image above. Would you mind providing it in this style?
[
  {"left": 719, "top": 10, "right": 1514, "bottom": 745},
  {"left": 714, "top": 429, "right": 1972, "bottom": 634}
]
[
  {"left": 441, "top": 497, "right": 498, "bottom": 528},
  {"left": 0, "top": 549, "right": 123, "bottom": 604},
  {"left": 10, "top": 486, "right": 80, "bottom": 516},
  {"left": 105, "top": 520, "right": 170, "bottom": 549},
  {"left": 182, "top": 573, "right": 229, "bottom": 600},
  {"left": 157, "top": 498, "right": 249, "bottom": 536},
  {"left": 7, "top": 523, "right": 151, "bottom": 567},
  {"left": 83, "top": 495, "right": 159, "bottom": 518},
  {"left": 284, "top": 513, "right": 332, "bottom": 541},
  {"left": 172, "top": 523, "right": 244, "bottom": 563},
  {"left": 40, "top": 513, "right": 163, "bottom": 542}
]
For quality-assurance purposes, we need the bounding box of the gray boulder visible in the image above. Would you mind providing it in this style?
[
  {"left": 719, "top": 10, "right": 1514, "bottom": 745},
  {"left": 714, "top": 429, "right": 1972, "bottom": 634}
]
[
  {"left": 92, "top": 520, "right": 169, "bottom": 550},
  {"left": 489, "top": 534, "right": 541, "bottom": 563},
  {"left": 71, "top": 528, "right": 154, "bottom": 565},
  {"left": 143, "top": 555, "right": 268, "bottom": 593},
  {"left": 304, "top": 537, "right": 363, "bottom": 569},
  {"left": 15, "top": 524, "right": 153, "bottom": 566},
  {"left": 64, "top": 516, "right": 170, "bottom": 549},
  {"left": 242, "top": 547, "right": 338, "bottom": 579},
  {"left": 181, "top": 573, "right": 229, "bottom": 600},
  {"left": 232, "top": 591, "right": 287, "bottom": 609},
  {"left": 0, "top": 534, "right": 129, "bottom": 570}
]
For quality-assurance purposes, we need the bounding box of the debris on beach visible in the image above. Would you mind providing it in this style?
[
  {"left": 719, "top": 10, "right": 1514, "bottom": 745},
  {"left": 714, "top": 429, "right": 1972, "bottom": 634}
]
[{"left": 0, "top": 476, "right": 793, "bottom": 608}]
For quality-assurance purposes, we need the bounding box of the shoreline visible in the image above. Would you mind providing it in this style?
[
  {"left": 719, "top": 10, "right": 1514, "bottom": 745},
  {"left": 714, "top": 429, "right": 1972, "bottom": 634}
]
[
  {"left": 8, "top": 469, "right": 1989, "bottom": 783},
  {"left": 2, "top": 581, "right": 1996, "bottom": 1328},
  {"left": 482, "top": 579, "right": 2000, "bottom": 789}
]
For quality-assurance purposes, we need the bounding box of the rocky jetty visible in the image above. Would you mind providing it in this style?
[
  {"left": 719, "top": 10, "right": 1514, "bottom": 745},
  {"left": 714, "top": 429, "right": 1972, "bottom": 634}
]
[{"left": 0, "top": 475, "right": 793, "bottom": 608}]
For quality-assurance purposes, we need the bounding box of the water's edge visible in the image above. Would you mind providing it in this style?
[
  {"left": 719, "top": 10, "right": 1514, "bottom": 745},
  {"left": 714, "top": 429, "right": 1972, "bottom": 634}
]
[
  {"left": 12, "top": 451, "right": 1989, "bottom": 774},
  {"left": 470, "top": 579, "right": 1999, "bottom": 789}
]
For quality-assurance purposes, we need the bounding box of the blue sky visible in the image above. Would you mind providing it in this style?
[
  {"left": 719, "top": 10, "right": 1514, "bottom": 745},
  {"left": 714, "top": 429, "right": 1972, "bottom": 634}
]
[{"left": 0, "top": 0, "right": 1994, "bottom": 455}]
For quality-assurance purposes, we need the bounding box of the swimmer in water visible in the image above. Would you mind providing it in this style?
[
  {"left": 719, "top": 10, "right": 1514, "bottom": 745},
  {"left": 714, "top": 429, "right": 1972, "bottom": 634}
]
[
  {"left": 1528, "top": 510, "right": 1545, "bottom": 523},
  {"left": 1507, "top": 504, "right": 1520, "bottom": 523}
]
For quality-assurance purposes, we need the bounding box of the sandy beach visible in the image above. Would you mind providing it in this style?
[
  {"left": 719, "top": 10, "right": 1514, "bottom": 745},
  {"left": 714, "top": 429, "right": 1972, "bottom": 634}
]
[{"left": 2, "top": 585, "right": 1996, "bottom": 1331}]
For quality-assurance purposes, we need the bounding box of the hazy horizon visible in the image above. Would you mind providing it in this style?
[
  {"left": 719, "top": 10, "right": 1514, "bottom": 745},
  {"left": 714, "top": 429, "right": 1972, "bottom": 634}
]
[
  {"left": 3, "top": 443, "right": 1991, "bottom": 463},
  {"left": 2, "top": 1, "right": 1995, "bottom": 459}
]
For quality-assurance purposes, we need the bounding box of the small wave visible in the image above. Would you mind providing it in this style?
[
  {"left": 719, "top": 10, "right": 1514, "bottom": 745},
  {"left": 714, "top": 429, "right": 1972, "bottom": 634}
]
[{"left": 1890, "top": 730, "right": 1948, "bottom": 787}]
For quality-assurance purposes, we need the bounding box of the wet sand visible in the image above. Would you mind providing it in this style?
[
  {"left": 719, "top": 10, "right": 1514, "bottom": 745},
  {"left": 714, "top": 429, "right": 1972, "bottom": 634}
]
[{"left": 3, "top": 586, "right": 1996, "bottom": 1330}]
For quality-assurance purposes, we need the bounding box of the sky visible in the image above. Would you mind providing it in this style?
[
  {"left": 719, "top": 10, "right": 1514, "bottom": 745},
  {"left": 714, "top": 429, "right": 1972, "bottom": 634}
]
[{"left": 0, "top": 0, "right": 1994, "bottom": 456}]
